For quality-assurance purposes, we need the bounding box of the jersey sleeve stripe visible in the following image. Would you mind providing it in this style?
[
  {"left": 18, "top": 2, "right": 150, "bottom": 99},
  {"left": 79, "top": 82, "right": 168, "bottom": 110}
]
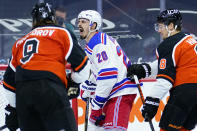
[
  {"left": 99, "top": 71, "right": 118, "bottom": 76},
  {"left": 156, "top": 49, "right": 159, "bottom": 59},
  {"left": 85, "top": 45, "right": 92, "bottom": 55},
  {"left": 90, "top": 96, "right": 107, "bottom": 109},
  {"left": 64, "top": 30, "right": 74, "bottom": 60},
  {"left": 97, "top": 68, "right": 118, "bottom": 80},
  {"left": 9, "top": 56, "right": 16, "bottom": 72},
  {"left": 101, "top": 33, "right": 104, "bottom": 44},
  {"left": 97, "top": 75, "right": 118, "bottom": 80},
  {"left": 113, "top": 78, "right": 135, "bottom": 87},
  {"left": 156, "top": 74, "right": 174, "bottom": 84},
  {"left": 101, "top": 33, "right": 107, "bottom": 45},
  {"left": 94, "top": 95, "right": 107, "bottom": 103},
  {"left": 98, "top": 67, "right": 118, "bottom": 75},
  {"left": 109, "top": 78, "right": 140, "bottom": 97},
  {"left": 104, "top": 33, "right": 107, "bottom": 45},
  {"left": 3, "top": 81, "right": 16, "bottom": 91},
  {"left": 74, "top": 56, "right": 88, "bottom": 71}
]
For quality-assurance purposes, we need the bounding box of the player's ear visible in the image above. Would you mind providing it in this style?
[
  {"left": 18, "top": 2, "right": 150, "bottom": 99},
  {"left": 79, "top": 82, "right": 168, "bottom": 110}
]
[
  {"left": 168, "top": 22, "right": 174, "bottom": 31},
  {"left": 91, "top": 22, "right": 97, "bottom": 30}
]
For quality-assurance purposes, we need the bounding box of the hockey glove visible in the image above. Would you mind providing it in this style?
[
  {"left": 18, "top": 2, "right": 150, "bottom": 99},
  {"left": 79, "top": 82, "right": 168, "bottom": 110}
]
[
  {"left": 80, "top": 80, "right": 96, "bottom": 101},
  {"left": 5, "top": 105, "right": 18, "bottom": 131},
  {"left": 127, "top": 63, "right": 151, "bottom": 79},
  {"left": 67, "top": 78, "right": 80, "bottom": 99},
  {"left": 89, "top": 108, "right": 105, "bottom": 126},
  {"left": 141, "top": 96, "right": 160, "bottom": 122},
  {"left": 89, "top": 96, "right": 107, "bottom": 126}
]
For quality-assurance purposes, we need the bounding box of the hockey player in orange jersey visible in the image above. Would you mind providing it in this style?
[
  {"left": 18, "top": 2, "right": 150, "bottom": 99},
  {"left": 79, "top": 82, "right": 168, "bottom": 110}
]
[
  {"left": 2, "top": 2, "right": 90, "bottom": 131},
  {"left": 127, "top": 9, "right": 197, "bottom": 131}
]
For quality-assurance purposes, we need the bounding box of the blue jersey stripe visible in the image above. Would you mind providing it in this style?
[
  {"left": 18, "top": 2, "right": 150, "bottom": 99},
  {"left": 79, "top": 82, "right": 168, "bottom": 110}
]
[
  {"left": 85, "top": 48, "right": 92, "bottom": 55},
  {"left": 97, "top": 75, "right": 117, "bottom": 80},
  {"left": 98, "top": 67, "right": 118, "bottom": 75}
]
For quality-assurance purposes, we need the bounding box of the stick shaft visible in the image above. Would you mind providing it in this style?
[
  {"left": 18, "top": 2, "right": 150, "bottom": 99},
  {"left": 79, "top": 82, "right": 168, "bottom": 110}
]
[
  {"left": 133, "top": 75, "right": 155, "bottom": 131},
  {"left": 84, "top": 98, "right": 89, "bottom": 131}
]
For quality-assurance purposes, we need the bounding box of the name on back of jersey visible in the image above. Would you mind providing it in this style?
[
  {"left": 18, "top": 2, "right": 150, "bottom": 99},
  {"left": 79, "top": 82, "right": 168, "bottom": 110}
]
[{"left": 16, "top": 29, "right": 55, "bottom": 46}]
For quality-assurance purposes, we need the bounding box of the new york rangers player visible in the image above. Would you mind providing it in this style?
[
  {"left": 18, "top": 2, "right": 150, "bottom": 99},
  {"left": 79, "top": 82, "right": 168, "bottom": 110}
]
[{"left": 77, "top": 10, "right": 150, "bottom": 131}]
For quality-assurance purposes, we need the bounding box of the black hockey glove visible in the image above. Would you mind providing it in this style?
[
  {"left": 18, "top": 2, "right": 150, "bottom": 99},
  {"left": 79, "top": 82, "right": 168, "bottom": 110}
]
[
  {"left": 67, "top": 78, "right": 80, "bottom": 99},
  {"left": 141, "top": 96, "right": 160, "bottom": 122},
  {"left": 5, "top": 105, "right": 19, "bottom": 131},
  {"left": 127, "top": 63, "right": 151, "bottom": 79}
]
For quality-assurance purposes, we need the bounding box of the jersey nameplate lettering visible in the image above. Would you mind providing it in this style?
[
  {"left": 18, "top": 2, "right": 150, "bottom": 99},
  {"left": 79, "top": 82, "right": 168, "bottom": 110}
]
[{"left": 30, "top": 29, "right": 55, "bottom": 37}]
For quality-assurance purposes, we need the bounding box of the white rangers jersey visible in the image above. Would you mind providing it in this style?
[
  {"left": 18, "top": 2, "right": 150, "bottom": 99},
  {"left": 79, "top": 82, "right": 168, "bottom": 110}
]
[{"left": 85, "top": 32, "right": 140, "bottom": 104}]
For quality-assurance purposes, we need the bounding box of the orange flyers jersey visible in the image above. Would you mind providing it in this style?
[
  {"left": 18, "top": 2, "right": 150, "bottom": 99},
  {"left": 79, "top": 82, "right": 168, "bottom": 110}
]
[
  {"left": 6, "top": 26, "right": 87, "bottom": 89},
  {"left": 156, "top": 32, "right": 197, "bottom": 87}
]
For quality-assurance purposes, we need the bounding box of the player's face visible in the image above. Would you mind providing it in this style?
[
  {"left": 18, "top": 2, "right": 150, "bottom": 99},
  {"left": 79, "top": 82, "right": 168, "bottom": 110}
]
[
  {"left": 55, "top": 10, "right": 66, "bottom": 20},
  {"left": 77, "top": 18, "right": 90, "bottom": 39},
  {"left": 155, "top": 23, "right": 168, "bottom": 39}
]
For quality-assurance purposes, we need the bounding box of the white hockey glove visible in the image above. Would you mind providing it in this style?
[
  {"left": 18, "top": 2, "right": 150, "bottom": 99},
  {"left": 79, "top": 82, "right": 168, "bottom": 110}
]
[{"left": 80, "top": 80, "right": 96, "bottom": 101}]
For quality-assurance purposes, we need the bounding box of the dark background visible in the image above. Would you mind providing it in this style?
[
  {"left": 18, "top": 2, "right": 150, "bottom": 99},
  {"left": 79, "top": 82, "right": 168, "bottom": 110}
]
[{"left": 0, "top": 0, "right": 196, "bottom": 64}]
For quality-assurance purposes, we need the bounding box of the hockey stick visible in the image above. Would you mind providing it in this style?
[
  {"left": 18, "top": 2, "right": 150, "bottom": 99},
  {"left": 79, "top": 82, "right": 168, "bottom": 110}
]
[
  {"left": 0, "top": 125, "right": 7, "bottom": 131},
  {"left": 133, "top": 75, "right": 155, "bottom": 131},
  {"left": 84, "top": 97, "right": 90, "bottom": 131}
]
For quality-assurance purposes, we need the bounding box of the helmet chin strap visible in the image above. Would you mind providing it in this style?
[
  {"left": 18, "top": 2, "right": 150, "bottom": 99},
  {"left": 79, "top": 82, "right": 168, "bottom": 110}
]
[
  {"left": 85, "top": 24, "right": 97, "bottom": 41},
  {"left": 166, "top": 25, "right": 177, "bottom": 37}
]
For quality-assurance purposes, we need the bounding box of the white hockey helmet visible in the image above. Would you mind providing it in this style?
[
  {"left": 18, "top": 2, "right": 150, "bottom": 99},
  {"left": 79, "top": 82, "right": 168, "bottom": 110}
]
[{"left": 78, "top": 10, "right": 102, "bottom": 31}]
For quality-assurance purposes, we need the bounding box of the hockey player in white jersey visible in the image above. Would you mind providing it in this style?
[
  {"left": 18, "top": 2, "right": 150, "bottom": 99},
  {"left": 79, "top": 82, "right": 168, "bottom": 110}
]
[{"left": 77, "top": 10, "right": 151, "bottom": 131}]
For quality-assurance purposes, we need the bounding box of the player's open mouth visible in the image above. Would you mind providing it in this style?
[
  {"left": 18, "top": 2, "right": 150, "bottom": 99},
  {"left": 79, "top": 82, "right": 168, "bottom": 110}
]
[{"left": 79, "top": 28, "right": 84, "bottom": 33}]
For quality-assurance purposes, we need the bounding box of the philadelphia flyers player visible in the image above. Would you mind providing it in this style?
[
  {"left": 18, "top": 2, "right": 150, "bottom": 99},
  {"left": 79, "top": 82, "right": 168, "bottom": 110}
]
[
  {"left": 128, "top": 9, "right": 197, "bottom": 131},
  {"left": 2, "top": 2, "right": 90, "bottom": 131}
]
